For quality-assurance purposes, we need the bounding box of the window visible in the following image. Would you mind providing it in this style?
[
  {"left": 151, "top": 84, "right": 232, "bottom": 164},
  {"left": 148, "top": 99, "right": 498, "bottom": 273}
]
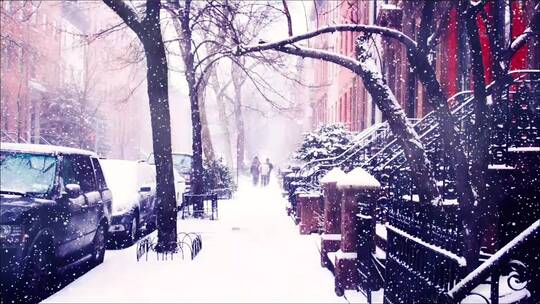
[
  {"left": 61, "top": 155, "right": 97, "bottom": 193},
  {"left": 91, "top": 158, "right": 107, "bottom": 190}
]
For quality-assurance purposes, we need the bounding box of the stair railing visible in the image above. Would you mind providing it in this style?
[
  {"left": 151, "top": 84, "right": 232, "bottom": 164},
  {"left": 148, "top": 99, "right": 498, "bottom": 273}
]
[{"left": 440, "top": 219, "right": 539, "bottom": 304}]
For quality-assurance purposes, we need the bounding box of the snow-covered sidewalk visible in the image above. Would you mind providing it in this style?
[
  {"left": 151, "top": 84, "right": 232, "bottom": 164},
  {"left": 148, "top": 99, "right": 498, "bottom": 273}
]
[{"left": 44, "top": 179, "right": 345, "bottom": 303}]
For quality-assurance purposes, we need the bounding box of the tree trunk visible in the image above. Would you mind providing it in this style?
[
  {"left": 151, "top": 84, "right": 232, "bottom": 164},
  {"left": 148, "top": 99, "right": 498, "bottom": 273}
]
[
  {"left": 210, "top": 70, "right": 234, "bottom": 166},
  {"left": 102, "top": 0, "right": 177, "bottom": 251},
  {"left": 354, "top": 60, "right": 441, "bottom": 206},
  {"left": 231, "top": 63, "right": 246, "bottom": 174},
  {"left": 141, "top": 30, "right": 176, "bottom": 252},
  {"left": 198, "top": 89, "right": 215, "bottom": 162}
]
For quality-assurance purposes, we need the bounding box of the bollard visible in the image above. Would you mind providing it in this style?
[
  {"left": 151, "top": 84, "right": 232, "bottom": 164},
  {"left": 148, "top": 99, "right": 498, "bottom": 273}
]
[
  {"left": 298, "top": 192, "right": 323, "bottom": 235},
  {"left": 320, "top": 168, "right": 346, "bottom": 268},
  {"left": 334, "top": 167, "right": 381, "bottom": 295}
]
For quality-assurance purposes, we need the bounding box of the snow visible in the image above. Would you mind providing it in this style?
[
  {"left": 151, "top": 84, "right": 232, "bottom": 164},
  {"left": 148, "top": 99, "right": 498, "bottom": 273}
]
[
  {"left": 375, "top": 246, "right": 386, "bottom": 259},
  {"left": 448, "top": 219, "right": 540, "bottom": 298},
  {"left": 336, "top": 167, "right": 381, "bottom": 190},
  {"left": 386, "top": 224, "right": 467, "bottom": 267},
  {"left": 43, "top": 178, "right": 346, "bottom": 303},
  {"left": 0, "top": 142, "right": 96, "bottom": 156},
  {"left": 488, "top": 164, "right": 516, "bottom": 170},
  {"left": 100, "top": 159, "right": 149, "bottom": 215},
  {"left": 321, "top": 233, "right": 341, "bottom": 241},
  {"left": 375, "top": 223, "right": 387, "bottom": 241},
  {"left": 320, "top": 168, "right": 346, "bottom": 185},
  {"left": 462, "top": 275, "right": 531, "bottom": 304},
  {"left": 357, "top": 213, "right": 372, "bottom": 220},
  {"left": 507, "top": 146, "right": 540, "bottom": 152},
  {"left": 335, "top": 250, "right": 357, "bottom": 260},
  {"left": 380, "top": 3, "right": 399, "bottom": 10},
  {"left": 402, "top": 194, "right": 420, "bottom": 202},
  {"left": 298, "top": 192, "right": 322, "bottom": 198}
]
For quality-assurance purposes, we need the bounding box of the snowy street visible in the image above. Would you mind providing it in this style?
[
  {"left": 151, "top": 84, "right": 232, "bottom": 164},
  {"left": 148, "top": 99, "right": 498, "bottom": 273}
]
[{"left": 43, "top": 179, "right": 345, "bottom": 303}]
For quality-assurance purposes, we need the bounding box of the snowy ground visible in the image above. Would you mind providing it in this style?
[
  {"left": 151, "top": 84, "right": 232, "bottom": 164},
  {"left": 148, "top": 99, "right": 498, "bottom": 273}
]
[{"left": 44, "top": 178, "right": 346, "bottom": 303}]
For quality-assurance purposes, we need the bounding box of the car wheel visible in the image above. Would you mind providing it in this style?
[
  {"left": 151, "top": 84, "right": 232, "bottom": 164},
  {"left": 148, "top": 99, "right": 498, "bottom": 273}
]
[
  {"left": 127, "top": 215, "right": 138, "bottom": 245},
  {"left": 21, "top": 240, "right": 55, "bottom": 299},
  {"left": 92, "top": 224, "right": 106, "bottom": 265}
]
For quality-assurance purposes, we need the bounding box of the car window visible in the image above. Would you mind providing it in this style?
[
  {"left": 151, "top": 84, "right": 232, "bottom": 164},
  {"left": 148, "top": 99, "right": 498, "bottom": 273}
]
[
  {"left": 0, "top": 151, "right": 57, "bottom": 196},
  {"left": 92, "top": 158, "right": 107, "bottom": 190},
  {"left": 61, "top": 155, "right": 97, "bottom": 193}
]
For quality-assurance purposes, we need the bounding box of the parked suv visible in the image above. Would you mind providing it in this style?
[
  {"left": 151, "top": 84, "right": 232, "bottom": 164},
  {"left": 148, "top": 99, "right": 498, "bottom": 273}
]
[
  {"left": 147, "top": 152, "right": 193, "bottom": 187},
  {"left": 0, "top": 143, "right": 112, "bottom": 295}
]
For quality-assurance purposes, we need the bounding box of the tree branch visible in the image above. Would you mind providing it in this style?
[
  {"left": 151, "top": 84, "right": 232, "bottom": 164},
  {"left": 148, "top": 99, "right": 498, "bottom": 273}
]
[
  {"left": 236, "top": 24, "right": 417, "bottom": 55},
  {"left": 506, "top": 3, "right": 540, "bottom": 62},
  {"left": 281, "top": 0, "right": 293, "bottom": 36},
  {"left": 102, "top": 0, "right": 144, "bottom": 35}
]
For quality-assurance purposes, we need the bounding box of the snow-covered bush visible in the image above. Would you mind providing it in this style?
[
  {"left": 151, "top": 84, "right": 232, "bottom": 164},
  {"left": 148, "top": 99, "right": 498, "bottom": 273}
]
[
  {"left": 293, "top": 123, "right": 354, "bottom": 163},
  {"left": 203, "top": 157, "right": 237, "bottom": 192}
]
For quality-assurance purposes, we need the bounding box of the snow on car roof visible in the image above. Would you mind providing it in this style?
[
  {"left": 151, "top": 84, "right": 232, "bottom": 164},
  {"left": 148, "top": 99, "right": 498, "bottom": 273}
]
[{"left": 0, "top": 142, "right": 97, "bottom": 156}]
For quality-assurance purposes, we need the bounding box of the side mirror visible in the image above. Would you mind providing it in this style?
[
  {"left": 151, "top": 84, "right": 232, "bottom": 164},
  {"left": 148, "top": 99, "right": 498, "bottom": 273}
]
[
  {"left": 65, "top": 184, "right": 81, "bottom": 199},
  {"left": 139, "top": 186, "right": 151, "bottom": 192}
]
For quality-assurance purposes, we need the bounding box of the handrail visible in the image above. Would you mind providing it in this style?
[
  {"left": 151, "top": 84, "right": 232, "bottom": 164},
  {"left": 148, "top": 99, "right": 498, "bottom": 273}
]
[
  {"left": 291, "top": 70, "right": 539, "bottom": 188},
  {"left": 442, "top": 219, "right": 540, "bottom": 303},
  {"left": 365, "top": 69, "right": 540, "bottom": 172}
]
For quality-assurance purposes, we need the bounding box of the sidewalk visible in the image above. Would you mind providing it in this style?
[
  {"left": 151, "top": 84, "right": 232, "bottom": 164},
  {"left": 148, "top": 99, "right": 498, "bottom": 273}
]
[{"left": 44, "top": 178, "right": 346, "bottom": 303}]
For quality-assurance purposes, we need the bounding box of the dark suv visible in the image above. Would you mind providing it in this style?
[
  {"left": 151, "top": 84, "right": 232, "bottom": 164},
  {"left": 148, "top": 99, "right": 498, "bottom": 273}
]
[{"left": 0, "top": 143, "right": 112, "bottom": 296}]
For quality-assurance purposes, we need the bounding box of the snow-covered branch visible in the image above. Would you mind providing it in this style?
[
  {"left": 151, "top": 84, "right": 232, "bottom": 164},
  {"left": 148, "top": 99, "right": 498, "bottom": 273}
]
[{"left": 236, "top": 24, "right": 417, "bottom": 56}]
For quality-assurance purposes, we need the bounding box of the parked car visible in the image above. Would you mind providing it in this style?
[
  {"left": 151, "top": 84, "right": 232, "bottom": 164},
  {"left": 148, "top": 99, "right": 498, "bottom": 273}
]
[
  {"left": 0, "top": 143, "right": 112, "bottom": 296},
  {"left": 99, "top": 159, "right": 157, "bottom": 246},
  {"left": 173, "top": 169, "right": 187, "bottom": 206},
  {"left": 147, "top": 152, "right": 193, "bottom": 187}
]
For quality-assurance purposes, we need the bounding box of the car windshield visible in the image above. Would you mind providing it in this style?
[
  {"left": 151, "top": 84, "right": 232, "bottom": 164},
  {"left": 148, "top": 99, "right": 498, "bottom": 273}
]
[
  {"left": 0, "top": 151, "right": 57, "bottom": 196},
  {"left": 148, "top": 153, "right": 192, "bottom": 174},
  {"left": 172, "top": 154, "right": 192, "bottom": 174}
]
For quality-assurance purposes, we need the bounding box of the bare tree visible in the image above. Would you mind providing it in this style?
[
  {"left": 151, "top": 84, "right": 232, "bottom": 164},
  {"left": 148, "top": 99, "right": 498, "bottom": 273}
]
[{"left": 102, "top": 0, "right": 177, "bottom": 251}]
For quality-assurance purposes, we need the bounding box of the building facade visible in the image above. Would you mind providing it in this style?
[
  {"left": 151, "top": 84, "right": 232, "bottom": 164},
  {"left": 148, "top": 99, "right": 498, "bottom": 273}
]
[
  {"left": 1, "top": 1, "right": 150, "bottom": 160},
  {"left": 308, "top": 0, "right": 539, "bottom": 132},
  {"left": 0, "top": 1, "right": 63, "bottom": 143}
]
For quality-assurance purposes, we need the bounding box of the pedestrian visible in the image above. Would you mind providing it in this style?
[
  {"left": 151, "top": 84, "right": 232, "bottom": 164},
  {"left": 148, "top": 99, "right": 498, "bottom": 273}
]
[
  {"left": 250, "top": 156, "right": 261, "bottom": 186},
  {"left": 260, "top": 158, "right": 273, "bottom": 186}
]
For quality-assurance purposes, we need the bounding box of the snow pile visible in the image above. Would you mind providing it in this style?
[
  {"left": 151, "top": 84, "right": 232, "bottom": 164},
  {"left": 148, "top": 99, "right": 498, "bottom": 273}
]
[
  {"left": 320, "top": 168, "right": 346, "bottom": 185},
  {"left": 336, "top": 167, "right": 381, "bottom": 190},
  {"left": 100, "top": 159, "right": 142, "bottom": 215},
  {"left": 298, "top": 192, "right": 322, "bottom": 198},
  {"left": 335, "top": 249, "right": 357, "bottom": 260},
  {"left": 321, "top": 234, "right": 341, "bottom": 241}
]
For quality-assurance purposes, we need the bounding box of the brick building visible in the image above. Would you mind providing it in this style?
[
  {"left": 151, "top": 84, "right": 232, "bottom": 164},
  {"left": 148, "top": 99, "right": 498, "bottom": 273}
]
[
  {"left": 308, "top": 0, "right": 539, "bottom": 132},
  {"left": 0, "top": 1, "right": 62, "bottom": 142},
  {"left": 309, "top": 0, "right": 381, "bottom": 131},
  {"left": 1, "top": 1, "right": 150, "bottom": 159}
]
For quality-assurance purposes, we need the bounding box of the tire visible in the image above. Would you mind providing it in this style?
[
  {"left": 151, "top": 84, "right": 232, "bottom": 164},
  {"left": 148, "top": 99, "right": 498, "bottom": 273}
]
[
  {"left": 21, "top": 239, "right": 56, "bottom": 300},
  {"left": 91, "top": 224, "right": 106, "bottom": 265}
]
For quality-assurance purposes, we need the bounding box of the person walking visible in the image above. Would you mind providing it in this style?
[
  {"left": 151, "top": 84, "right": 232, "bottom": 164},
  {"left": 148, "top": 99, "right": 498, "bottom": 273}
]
[
  {"left": 260, "top": 158, "right": 273, "bottom": 186},
  {"left": 250, "top": 156, "right": 261, "bottom": 186}
]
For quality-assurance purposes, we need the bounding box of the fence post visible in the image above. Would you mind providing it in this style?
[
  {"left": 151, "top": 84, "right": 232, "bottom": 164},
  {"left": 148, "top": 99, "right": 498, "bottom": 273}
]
[
  {"left": 298, "top": 192, "right": 323, "bottom": 235},
  {"left": 320, "top": 168, "right": 346, "bottom": 268},
  {"left": 334, "top": 167, "right": 381, "bottom": 296}
]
